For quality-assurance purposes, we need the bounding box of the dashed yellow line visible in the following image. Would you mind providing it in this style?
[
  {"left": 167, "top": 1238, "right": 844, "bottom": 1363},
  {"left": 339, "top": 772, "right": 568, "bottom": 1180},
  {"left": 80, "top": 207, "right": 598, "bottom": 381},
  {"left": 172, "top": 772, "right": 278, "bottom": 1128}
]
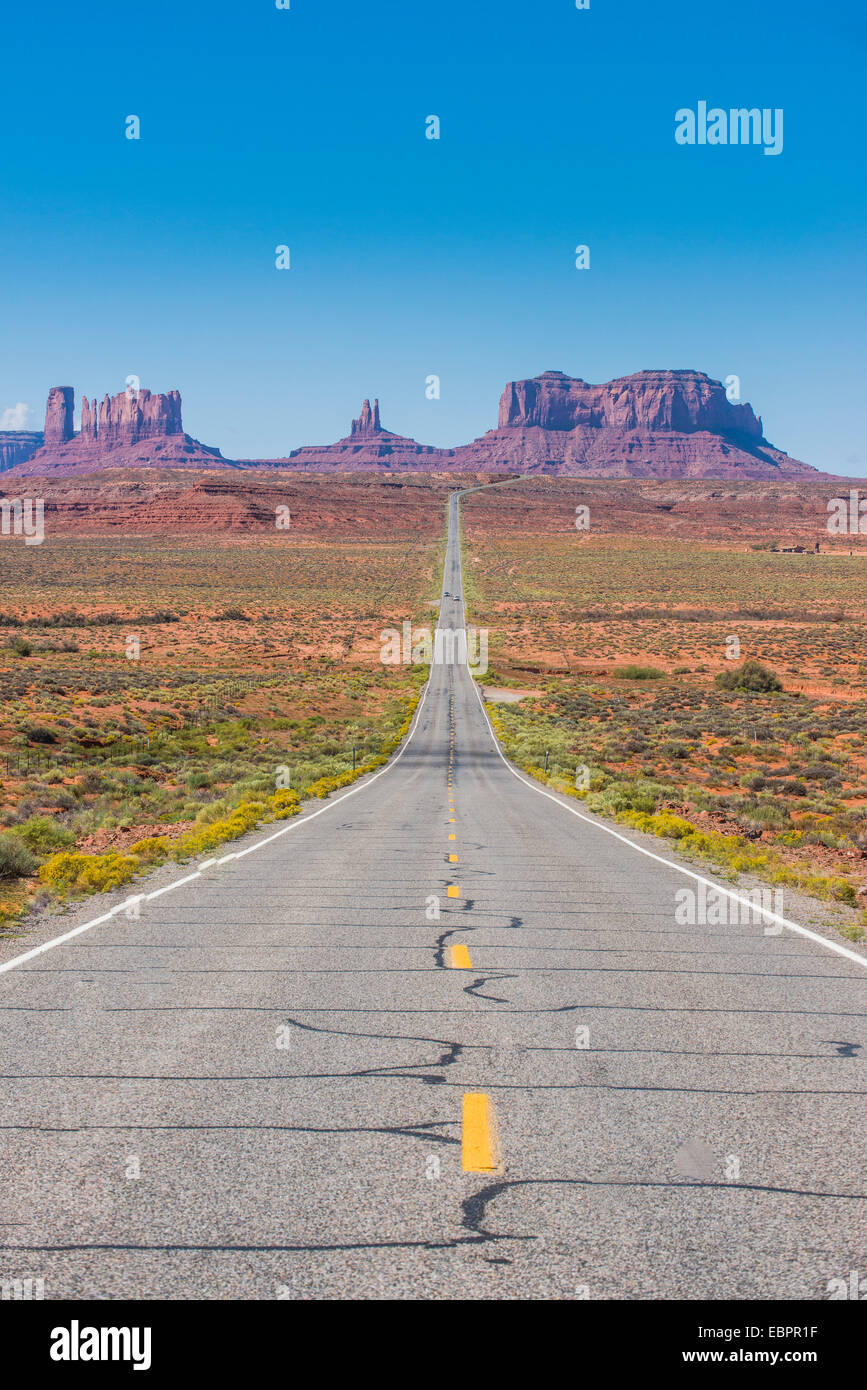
[
  {"left": 449, "top": 853, "right": 458, "bottom": 862},
  {"left": 447, "top": 885, "right": 460, "bottom": 898},
  {"left": 448, "top": 833, "right": 456, "bottom": 840},
  {"left": 462, "top": 1093, "right": 502, "bottom": 1173},
  {"left": 448, "top": 942, "right": 472, "bottom": 969}
]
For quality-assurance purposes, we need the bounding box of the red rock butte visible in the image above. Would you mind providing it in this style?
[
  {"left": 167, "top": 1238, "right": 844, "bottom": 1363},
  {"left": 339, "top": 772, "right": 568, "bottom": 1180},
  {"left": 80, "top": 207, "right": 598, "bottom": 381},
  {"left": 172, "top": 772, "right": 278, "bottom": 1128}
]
[
  {"left": 3, "top": 369, "right": 823, "bottom": 478},
  {"left": 5, "top": 385, "right": 226, "bottom": 476},
  {"left": 276, "top": 396, "right": 444, "bottom": 469},
  {"left": 457, "top": 367, "right": 810, "bottom": 479}
]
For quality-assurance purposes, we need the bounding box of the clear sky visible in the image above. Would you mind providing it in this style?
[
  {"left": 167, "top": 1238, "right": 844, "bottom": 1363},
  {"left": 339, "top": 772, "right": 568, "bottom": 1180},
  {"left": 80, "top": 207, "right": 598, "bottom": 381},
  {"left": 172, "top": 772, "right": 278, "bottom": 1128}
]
[{"left": 1, "top": 0, "right": 865, "bottom": 472}]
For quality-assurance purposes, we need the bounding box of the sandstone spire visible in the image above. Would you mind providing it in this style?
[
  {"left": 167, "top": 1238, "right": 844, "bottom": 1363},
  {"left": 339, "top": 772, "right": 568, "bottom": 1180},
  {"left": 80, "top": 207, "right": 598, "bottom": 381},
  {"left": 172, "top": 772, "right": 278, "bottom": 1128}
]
[
  {"left": 351, "top": 398, "right": 382, "bottom": 437},
  {"left": 80, "top": 396, "right": 97, "bottom": 440},
  {"left": 44, "top": 387, "right": 74, "bottom": 445}
]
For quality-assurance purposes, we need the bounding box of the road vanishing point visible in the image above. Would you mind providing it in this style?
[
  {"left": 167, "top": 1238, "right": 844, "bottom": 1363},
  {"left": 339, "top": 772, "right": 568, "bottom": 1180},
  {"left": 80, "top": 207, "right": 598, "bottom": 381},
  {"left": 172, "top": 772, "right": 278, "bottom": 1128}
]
[{"left": 0, "top": 489, "right": 865, "bottom": 1300}]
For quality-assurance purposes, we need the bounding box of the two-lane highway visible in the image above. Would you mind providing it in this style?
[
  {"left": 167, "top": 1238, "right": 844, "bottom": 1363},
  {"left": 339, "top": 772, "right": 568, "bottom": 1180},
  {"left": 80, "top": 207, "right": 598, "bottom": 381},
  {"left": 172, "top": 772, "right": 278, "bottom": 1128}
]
[{"left": 0, "top": 490, "right": 865, "bottom": 1299}]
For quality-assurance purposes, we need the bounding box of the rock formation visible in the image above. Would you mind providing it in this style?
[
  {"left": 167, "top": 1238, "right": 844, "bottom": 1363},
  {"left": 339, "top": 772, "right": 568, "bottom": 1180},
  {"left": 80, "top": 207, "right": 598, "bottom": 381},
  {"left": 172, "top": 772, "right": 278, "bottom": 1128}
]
[
  {"left": 351, "top": 399, "right": 382, "bottom": 437},
  {"left": 0, "top": 431, "right": 44, "bottom": 472},
  {"left": 449, "top": 369, "right": 814, "bottom": 479},
  {"left": 498, "top": 370, "right": 763, "bottom": 438},
  {"left": 248, "top": 372, "right": 814, "bottom": 478},
  {"left": 80, "top": 396, "right": 97, "bottom": 441},
  {"left": 9, "top": 385, "right": 228, "bottom": 475},
  {"left": 9, "top": 369, "right": 823, "bottom": 479},
  {"left": 44, "top": 387, "right": 74, "bottom": 446},
  {"left": 96, "top": 387, "right": 183, "bottom": 444},
  {"left": 278, "top": 399, "right": 446, "bottom": 470}
]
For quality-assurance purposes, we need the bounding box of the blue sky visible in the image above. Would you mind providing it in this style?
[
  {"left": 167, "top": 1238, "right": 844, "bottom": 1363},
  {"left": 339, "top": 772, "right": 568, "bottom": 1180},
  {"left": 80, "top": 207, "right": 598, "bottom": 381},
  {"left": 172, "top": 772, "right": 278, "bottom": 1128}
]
[{"left": 1, "top": 0, "right": 865, "bottom": 471}]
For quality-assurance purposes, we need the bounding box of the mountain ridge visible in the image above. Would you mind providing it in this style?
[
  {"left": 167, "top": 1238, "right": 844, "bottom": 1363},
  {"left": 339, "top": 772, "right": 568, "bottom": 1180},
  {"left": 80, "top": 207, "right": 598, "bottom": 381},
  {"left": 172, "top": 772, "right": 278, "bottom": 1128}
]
[{"left": 4, "top": 370, "right": 822, "bottom": 479}]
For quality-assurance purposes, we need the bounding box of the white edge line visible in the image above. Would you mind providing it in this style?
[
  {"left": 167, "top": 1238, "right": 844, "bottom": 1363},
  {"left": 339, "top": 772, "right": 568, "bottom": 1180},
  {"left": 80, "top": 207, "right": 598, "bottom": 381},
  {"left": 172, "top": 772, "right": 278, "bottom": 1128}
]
[
  {"left": 0, "top": 681, "right": 431, "bottom": 976},
  {"left": 145, "top": 872, "right": 202, "bottom": 901},
  {"left": 0, "top": 908, "right": 119, "bottom": 975},
  {"left": 468, "top": 666, "right": 867, "bottom": 972},
  {"left": 453, "top": 487, "right": 867, "bottom": 974}
]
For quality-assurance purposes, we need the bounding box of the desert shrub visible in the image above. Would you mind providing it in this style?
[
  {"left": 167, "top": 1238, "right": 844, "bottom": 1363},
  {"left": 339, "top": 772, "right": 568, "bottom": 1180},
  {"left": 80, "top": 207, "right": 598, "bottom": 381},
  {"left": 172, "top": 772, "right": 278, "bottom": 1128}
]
[
  {"left": 715, "top": 659, "right": 782, "bottom": 693},
  {"left": 0, "top": 834, "right": 38, "bottom": 880},
  {"left": 211, "top": 607, "right": 250, "bottom": 621},
  {"left": 21, "top": 722, "right": 59, "bottom": 744},
  {"left": 587, "top": 778, "right": 670, "bottom": 816},
  {"left": 269, "top": 788, "right": 301, "bottom": 819},
  {"left": 193, "top": 798, "right": 232, "bottom": 826},
  {"left": 308, "top": 770, "right": 364, "bottom": 798},
  {"left": 170, "top": 800, "right": 266, "bottom": 859},
  {"left": 837, "top": 921, "right": 866, "bottom": 942},
  {"left": 39, "top": 851, "right": 139, "bottom": 896},
  {"left": 817, "top": 876, "right": 857, "bottom": 905},
  {"left": 780, "top": 779, "right": 808, "bottom": 797},
  {"left": 77, "top": 771, "right": 107, "bottom": 793},
  {"left": 611, "top": 665, "right": 666, "bottom": 681},
  {"left": 127, "top": 836, "right": 170, "bottom": 863},
  {"left": 27, "top": 785, "right": 75, "bottom": 811},
  {"left": 15, "top": 815, "right": 76, "bottom": 854},
  {"left": 740, "top": 801, "right": 790, "bottom": 829},
  {"left": 802, "top": 763, "right": 840, "bottom": 782}
]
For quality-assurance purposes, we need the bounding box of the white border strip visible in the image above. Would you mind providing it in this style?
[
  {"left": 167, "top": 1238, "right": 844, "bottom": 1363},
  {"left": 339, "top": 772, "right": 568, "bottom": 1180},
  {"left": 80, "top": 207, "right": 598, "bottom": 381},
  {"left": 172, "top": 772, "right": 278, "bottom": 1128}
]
[{"left": 0, "top": 682, "right": 431, "bottom": 976}]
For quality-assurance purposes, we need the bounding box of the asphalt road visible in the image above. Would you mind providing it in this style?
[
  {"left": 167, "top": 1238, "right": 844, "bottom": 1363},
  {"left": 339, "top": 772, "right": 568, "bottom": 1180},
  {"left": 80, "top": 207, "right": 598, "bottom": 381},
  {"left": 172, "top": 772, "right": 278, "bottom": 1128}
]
[{"left": 0, "top": 489, "right": 865, "bottom": 1300}]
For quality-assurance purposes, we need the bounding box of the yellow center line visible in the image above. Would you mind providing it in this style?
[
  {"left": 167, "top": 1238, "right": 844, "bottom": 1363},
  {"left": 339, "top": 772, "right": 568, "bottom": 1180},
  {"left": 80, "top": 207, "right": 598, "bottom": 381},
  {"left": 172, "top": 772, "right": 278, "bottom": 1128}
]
[
  {"left": 449, "top": 853, "right": 458, "bottom": 862},
  {"left": 448, "top": 833, "right": 456, "bottom": 840},
  {"left": 447, "top": 884, "right": 460, "bottom": 897},
  {"left": 448, "top": 942, "right": 472, "bottom": 969},
  {"left": 462, "top": 1093, "right": 503, "bottom": 1173}
]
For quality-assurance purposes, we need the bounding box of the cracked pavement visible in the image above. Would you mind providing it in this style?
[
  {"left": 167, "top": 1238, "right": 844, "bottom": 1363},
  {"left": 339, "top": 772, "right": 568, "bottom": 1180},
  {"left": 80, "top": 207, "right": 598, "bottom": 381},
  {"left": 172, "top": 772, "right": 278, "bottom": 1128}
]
[{"left": 0, "top": 491, "right": 865, "bottom": 1300}]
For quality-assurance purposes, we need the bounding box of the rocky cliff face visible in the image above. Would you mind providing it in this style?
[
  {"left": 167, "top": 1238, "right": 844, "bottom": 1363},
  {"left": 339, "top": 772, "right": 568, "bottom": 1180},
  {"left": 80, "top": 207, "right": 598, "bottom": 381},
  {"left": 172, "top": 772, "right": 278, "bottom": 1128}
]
[
  {"left": 351, "top": 399, "right": 382, "bottom": 437},
  {"left": 498, "top": 369, "right": 763, "bottom": 439},
  {"left": 0, "top": 432, "right": 44, "bottom": 472},
  {"left": 279, "top": 399, "right": 444, "bottom": 469},
  {"left": 449, "top": 424, "right": 809, "bottom": 479},
  {"left": 8, "top": 370, "right": 821, "bottom": 479},
  {"left": 261, "top": 373, "right": 813, "bottom": 478},
  {"left": 449, "top": 368, "right": 812, "bottom": 478},
  {"left": 9, "top": 386, "right": 227, "bottom": 475},
  {"left": 44, "top": 387, "right": 75, "bottom": 446},
  {"left": 95, "top": 388, "right": 184, "bottom": 444}
]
